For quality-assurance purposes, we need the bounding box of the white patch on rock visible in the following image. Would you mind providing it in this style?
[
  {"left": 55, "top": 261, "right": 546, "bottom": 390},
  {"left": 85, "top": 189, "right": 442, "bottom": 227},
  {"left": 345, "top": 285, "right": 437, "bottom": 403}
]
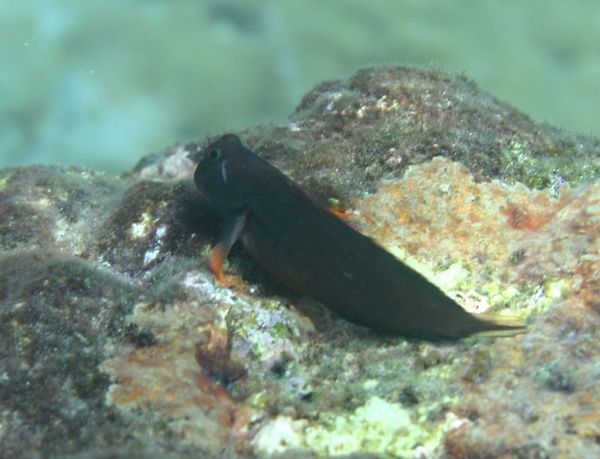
[
  {"left": 143, "top": 247, "right": 160, "bottom": 266},
  {"left": 253, "top": 396, "right": 454, "bottom": 457},
  {"left": 130, "top": 212, "right": 154, "bottom": 239},
  {"left": 252, "top": 416, "right": 308, "bottom": 455}
]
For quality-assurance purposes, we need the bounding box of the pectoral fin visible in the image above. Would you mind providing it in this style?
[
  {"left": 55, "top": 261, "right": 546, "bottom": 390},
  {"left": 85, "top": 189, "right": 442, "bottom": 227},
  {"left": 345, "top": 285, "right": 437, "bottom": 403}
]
[{"left": 209, "top": 213, "right": 247, "bottom": 286}]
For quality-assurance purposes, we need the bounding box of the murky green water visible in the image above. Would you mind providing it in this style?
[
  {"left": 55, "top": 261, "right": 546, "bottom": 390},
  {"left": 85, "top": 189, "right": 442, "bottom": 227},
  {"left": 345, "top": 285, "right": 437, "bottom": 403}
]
[{"left": 1, "top": 0, "right": 598, "bottom": 172}]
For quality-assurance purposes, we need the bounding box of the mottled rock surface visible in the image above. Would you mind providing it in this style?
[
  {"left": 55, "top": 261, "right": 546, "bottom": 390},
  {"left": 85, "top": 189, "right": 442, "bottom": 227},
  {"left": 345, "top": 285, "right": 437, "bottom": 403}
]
[
  {"left": 233, "top": 66, "right": 600, "bottom": 198},
  {"left": 1, "top": 66, "right": 600, "bottom": 459}
]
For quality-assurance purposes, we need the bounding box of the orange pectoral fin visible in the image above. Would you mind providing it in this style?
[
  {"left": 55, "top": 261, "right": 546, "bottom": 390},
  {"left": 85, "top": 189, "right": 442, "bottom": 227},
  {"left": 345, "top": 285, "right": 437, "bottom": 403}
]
[
  {"left": 327, "top": 198, "right": 352, "bottom": 219},
  {"left": 329, "top": 208, "right": 352, "bottom": 219},
  {"left": 209, "top": 213, "right": 247, "bottom": 286},
  {"left": 209, "top": 243, "right": 231, "bottom": 286}
]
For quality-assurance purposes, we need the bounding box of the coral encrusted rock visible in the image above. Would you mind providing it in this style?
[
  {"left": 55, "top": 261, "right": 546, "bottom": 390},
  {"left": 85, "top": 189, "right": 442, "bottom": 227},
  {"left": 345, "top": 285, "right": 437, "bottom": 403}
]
[{"left": 1, "top": 66, "right": 600, "bottom": 459}]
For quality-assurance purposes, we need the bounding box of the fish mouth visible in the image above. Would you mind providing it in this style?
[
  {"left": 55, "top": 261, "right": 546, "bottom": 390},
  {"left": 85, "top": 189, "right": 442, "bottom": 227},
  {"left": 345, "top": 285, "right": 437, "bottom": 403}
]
[{"left": 193, "top": 167, "right": 207, "bottom": 196}]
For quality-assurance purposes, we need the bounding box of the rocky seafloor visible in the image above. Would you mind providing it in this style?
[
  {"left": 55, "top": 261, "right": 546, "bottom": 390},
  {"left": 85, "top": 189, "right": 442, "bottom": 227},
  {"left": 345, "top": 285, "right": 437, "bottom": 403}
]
[{"left": 1, "top": 66, "right": 600, "bottom": 459}]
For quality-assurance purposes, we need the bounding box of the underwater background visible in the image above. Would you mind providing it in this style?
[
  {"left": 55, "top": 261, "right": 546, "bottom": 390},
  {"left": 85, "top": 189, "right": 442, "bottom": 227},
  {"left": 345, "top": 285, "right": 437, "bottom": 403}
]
[
  {"left": 3, "top": 2, "right": 600, "bottom": 458},
  {"left": 1, "top": 0, "right": 599, "bottom": 173}
]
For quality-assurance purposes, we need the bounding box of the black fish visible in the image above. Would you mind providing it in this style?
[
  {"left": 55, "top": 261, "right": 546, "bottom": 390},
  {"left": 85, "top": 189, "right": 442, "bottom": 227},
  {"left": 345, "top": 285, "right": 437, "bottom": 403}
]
[{"left": 194, "top": 134, "right": 527, "bottom": 341}]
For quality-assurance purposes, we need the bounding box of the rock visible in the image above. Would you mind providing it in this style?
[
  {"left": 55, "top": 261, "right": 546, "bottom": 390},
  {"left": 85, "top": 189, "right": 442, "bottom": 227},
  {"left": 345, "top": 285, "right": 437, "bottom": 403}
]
[
  {"left": 232, "top": 66, "right": 600, "bottom": 199},
  {"left": 1, "top": 66, "right": 600, "bottom": 458}
]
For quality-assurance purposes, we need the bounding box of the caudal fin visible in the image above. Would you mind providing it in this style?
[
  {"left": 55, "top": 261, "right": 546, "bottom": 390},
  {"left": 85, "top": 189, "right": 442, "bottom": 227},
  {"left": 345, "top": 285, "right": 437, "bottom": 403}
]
[{"left": 469, "top": 313, "right": 528, "bottom": 338}]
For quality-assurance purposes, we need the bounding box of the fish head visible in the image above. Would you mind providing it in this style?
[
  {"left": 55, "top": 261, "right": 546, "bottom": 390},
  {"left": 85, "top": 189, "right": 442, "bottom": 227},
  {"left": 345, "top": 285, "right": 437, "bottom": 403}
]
[{"left": 194, "top": 134, "right": 250, "bottom": 213}]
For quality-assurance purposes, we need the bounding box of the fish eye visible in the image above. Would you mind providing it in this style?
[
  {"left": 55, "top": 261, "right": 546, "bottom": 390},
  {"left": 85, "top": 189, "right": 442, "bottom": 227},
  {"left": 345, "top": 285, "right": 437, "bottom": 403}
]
[{"left": 206, "top": 148, "right": 222, "bottom": 161}]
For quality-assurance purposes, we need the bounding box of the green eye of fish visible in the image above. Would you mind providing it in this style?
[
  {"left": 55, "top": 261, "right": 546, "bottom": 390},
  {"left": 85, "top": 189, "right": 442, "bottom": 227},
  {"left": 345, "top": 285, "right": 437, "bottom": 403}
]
[{"left": 206, "top": 148, "right": 222, "bottom": 161}]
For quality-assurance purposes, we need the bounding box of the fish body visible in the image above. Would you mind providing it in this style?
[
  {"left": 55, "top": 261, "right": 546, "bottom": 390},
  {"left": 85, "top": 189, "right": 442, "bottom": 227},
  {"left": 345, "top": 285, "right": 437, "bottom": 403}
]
[{"left": 194, "top": 134, "right": 527, "bottom": 341}]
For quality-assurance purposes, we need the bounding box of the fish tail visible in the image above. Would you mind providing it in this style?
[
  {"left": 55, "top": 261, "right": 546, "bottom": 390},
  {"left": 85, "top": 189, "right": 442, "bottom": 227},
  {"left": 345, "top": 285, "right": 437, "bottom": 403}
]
[{"left": 469, "top": 313, "right": 529, "bottom": 338}]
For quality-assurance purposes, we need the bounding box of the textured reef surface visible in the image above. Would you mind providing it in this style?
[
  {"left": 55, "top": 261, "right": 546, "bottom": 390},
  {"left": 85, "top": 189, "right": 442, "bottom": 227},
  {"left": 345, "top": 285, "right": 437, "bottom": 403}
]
[{"left": 1, "top": 66, "right": 600, "bottom": 459}]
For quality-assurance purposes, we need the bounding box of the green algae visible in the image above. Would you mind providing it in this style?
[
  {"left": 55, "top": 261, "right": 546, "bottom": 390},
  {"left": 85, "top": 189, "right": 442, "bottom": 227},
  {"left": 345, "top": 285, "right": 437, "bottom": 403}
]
[
  {"left": 501, "top": 141, "right": 600, "bottom": 190},
  {"left": 388, "top": 246, "right": 472, "bottom": 292}
]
